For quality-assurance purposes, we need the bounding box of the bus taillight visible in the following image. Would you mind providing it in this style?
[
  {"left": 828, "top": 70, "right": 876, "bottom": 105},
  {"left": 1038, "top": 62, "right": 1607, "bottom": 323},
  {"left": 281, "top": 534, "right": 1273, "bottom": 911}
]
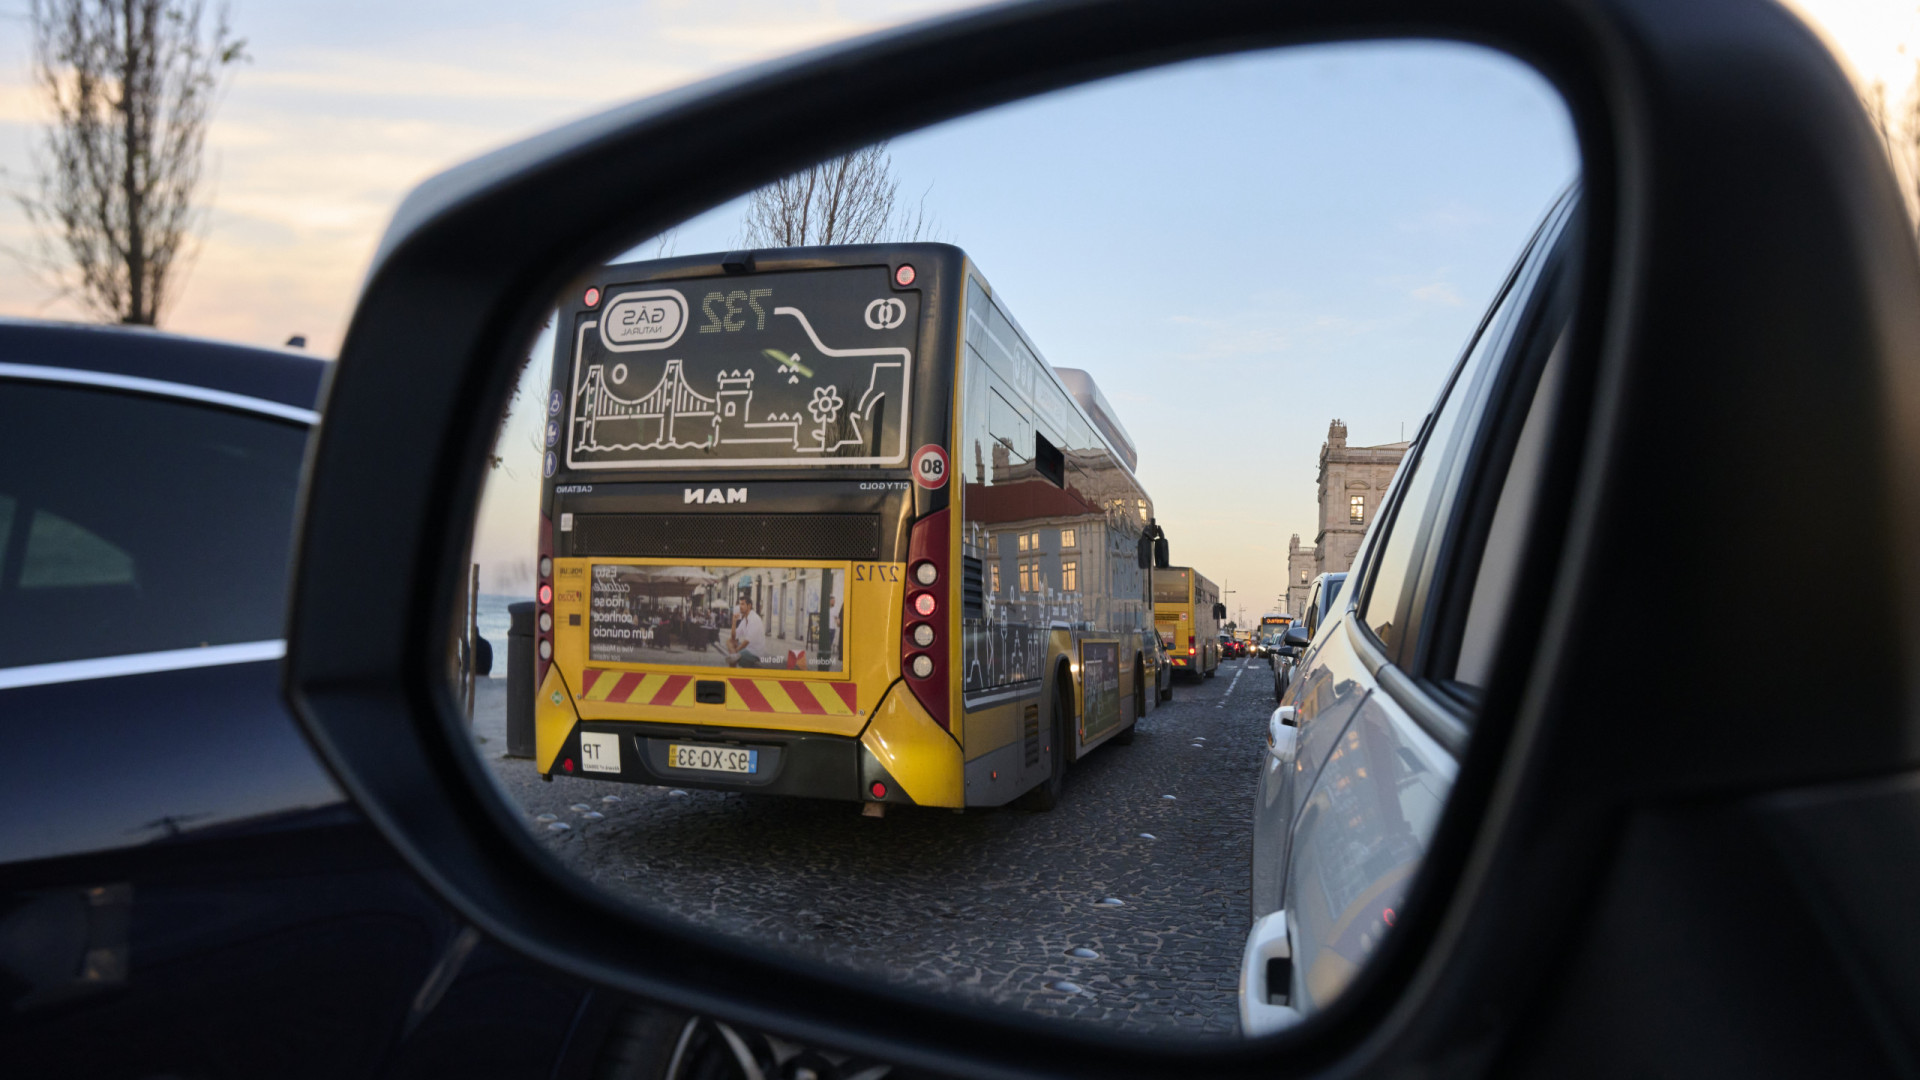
[{"left": 904, "top": 508, "right": 950, "bottom": 731}]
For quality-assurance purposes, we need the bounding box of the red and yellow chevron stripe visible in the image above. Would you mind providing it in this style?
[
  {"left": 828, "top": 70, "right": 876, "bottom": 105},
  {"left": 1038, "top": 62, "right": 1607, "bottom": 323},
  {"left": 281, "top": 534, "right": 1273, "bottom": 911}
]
[
  {"left": 576, "top": 668, "right": 858, "bottom": 716},
  {"left": 726, "top": 678, "right": 858, "bottom": 716},
  {"left": 578, "top": 669, "right": 699, "bottom": 707}
]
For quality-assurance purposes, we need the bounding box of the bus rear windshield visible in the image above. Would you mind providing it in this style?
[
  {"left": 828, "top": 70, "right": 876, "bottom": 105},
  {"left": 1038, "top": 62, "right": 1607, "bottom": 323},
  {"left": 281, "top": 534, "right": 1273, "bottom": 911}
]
[
  {"left": 563, "top": 266, "right": 919, "bottom": 471},
  {"left": 1152, "top": 574, "right": 1190, "bottom": 605}
]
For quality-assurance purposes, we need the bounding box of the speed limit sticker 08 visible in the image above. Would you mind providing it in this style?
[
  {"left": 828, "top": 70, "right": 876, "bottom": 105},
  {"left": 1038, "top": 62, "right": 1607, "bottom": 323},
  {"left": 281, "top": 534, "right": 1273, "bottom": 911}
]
[{"left": 912, "top": 444, "right": 949, "bottom": 489}]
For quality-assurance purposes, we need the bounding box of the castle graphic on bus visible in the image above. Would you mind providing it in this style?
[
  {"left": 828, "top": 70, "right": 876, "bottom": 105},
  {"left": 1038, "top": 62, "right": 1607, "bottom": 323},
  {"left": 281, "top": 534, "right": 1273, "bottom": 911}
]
[{"left": 569, "top": 357, "right": 905, "bottom": 461}]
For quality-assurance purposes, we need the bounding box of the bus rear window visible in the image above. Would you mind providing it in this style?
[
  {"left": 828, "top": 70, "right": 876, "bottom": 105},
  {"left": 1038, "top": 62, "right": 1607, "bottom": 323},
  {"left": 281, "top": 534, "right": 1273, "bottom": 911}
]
[
  {"left": 1152, "top": 574, "right": 1189, "bottom": 604},
  {"left": 562, "top": 266, "right": 919, "bottom": 471}
]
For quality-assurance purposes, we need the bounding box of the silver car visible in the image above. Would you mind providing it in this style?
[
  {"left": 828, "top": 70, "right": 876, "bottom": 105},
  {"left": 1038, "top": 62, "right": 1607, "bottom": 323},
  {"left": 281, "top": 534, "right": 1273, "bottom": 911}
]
[{"left": 1243, "top": 189, "right": 1578, "bottom": 1034}]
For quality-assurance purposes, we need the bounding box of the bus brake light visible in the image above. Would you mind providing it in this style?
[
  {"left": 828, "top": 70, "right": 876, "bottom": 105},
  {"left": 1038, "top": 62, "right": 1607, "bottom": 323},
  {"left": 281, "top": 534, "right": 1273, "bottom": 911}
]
[
  {"left": 539, "top": 583, "right": 553, "bottom": 605},
  {"left": 894, "top": 264, "right": 916, "bottom": 287},
  {"left": 902, "top": 509, "right": 950, "bottom": 731},
  {"left": 584, "top": 287, "right": 600, "bottom": 307}
]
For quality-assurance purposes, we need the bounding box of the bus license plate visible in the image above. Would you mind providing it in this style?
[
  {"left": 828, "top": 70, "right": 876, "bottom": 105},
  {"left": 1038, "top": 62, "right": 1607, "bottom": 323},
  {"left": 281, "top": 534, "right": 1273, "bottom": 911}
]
[{"left": 669, "top": 744, "right": 758, "bottom": 775}]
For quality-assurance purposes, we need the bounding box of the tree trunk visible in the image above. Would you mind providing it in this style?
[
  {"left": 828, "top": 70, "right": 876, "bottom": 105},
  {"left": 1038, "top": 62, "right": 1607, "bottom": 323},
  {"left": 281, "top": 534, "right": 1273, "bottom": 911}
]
[{"left": 120, "top": 0, "right": 146, "bottom": 324}]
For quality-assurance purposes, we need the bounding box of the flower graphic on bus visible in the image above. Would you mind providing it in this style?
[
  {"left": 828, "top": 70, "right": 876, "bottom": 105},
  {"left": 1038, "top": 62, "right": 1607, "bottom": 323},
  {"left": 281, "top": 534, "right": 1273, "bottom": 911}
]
[{"left": 807, "top": 385, "right": 844, "bottom": 447}]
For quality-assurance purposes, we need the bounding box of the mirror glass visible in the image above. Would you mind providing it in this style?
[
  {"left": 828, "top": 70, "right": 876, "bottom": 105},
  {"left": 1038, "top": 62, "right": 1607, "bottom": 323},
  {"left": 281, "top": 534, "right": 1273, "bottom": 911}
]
[{"left": 456, "top": 40, "right": 1577, "bottom": 1041}]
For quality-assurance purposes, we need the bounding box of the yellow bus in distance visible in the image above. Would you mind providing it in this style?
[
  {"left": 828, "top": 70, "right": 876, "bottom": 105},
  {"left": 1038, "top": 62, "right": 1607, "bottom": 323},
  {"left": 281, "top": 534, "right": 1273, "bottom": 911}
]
[
  {"left": 1153, "top": 567, "right": 1222, "bottom": 679},
  {"left": 1258, "top": 612, "right": 1293, "bottom": 652}
]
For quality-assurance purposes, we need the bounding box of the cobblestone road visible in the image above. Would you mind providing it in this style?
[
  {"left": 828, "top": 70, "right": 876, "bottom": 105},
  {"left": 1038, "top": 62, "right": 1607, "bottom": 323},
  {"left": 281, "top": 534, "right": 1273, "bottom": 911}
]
[{"left": 474, "top": 658, "right": 1276, "bottom": 1040}]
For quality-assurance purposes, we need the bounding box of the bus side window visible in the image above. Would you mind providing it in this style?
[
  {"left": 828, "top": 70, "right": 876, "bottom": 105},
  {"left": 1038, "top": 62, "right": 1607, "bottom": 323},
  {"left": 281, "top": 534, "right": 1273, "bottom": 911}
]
[{"left": 988, "top": 388, "right": 1029, "bottom": 470}]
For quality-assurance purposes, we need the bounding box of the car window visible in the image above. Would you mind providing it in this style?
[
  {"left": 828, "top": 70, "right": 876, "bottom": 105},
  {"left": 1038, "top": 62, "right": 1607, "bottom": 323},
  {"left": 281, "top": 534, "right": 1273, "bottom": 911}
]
[
  {"left": 1447, "top": 329, "right": 1567, "bottom": 690},
  {"left": 0, "top": 382, "right": 309, "bottom": 668}
]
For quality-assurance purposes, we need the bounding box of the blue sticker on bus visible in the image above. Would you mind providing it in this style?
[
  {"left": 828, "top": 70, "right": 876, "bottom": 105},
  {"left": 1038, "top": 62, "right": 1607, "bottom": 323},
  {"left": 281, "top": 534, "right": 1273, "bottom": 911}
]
[
  {"left": 543, "top": 451, "right": 556, "bottom": 477},
  {"left": 548, "top": 388, "right": 562, "bottom": 416}
]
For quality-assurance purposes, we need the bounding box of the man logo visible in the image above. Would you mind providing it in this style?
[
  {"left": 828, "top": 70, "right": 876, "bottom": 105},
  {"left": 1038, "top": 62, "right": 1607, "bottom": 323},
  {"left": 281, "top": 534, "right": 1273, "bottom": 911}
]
[
  {"left": 685, "top": 488, "right": 748, "bottom": 504},
  {"left": 864, "top": 297, "right": 906, "bottom": 330}
]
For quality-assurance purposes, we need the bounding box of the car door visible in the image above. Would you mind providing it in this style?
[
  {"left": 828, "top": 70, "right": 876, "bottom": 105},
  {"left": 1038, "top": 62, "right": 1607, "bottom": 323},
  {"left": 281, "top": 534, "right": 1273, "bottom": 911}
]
[
  {"left": 1279, "top": 192, "right": 1581, "bottom": 1016},
  {"left": 0, "top": 367, "right": 588, "bottom": 1077}
]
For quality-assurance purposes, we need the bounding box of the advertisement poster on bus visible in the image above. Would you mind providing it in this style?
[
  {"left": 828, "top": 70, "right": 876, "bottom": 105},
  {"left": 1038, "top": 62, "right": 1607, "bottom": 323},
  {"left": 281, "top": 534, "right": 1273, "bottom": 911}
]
[
  {"left": 589, "top": 563, "right": 845, "bottom": 671},
  {"left": 1080, "top": 640, "right": 1120, "bottom": 733}
]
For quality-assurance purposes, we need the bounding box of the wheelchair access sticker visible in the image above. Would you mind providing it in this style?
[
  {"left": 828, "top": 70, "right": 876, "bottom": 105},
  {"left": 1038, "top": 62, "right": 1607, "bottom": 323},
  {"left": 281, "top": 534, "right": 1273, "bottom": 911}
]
[{"left": 912, "top": 444, "right": 948, "bottom": 489}]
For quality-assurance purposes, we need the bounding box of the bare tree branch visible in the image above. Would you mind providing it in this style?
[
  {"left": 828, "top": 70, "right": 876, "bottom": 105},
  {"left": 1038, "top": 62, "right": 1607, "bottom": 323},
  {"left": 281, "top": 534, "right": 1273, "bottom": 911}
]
[
  {"left": 13, "top": 0, "right": 246, "bottom": 325},
  {"left": 740, "top": 143, "right": 939, "bottom": 248}
]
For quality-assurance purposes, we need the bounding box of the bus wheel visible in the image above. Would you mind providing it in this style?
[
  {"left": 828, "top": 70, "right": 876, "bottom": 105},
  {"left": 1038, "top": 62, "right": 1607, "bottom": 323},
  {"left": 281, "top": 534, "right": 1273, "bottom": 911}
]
[
  {"left": 1016, "top": 680, "right": 1068, "bottom": 811},
  {"left": 1113, "top": 663, "right": 1141, "bottom": 746}
]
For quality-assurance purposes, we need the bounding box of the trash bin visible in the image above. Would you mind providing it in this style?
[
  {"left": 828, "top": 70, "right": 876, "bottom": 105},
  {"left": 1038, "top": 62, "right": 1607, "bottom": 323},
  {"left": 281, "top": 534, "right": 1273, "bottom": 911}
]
[{"left": 506, "top": 601, "right": 536, "bottom": 759}]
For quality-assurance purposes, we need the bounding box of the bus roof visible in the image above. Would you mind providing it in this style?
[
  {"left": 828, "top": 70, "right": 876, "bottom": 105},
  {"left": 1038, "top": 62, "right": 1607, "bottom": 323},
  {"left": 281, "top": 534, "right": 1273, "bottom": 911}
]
[{"left": 1052, "top": 367, "right": 1137, "bottom": 472}]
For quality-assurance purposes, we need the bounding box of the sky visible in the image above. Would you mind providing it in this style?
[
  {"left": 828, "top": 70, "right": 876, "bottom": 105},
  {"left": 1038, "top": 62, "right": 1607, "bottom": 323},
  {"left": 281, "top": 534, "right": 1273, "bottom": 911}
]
[{"left": 0, "top": 0, "right": 1914, "bottom": 615}]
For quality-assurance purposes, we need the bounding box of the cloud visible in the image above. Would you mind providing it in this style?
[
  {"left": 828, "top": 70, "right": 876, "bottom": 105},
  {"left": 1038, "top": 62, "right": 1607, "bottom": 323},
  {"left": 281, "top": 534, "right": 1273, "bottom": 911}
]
[{"left": 1411, "top": 281, "right": 1463, "bottom": 305}]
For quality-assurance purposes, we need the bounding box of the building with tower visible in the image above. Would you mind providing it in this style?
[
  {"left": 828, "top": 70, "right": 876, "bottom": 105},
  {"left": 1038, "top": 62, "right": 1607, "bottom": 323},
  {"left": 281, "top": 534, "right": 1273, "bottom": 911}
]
[{"left": 1285, "top": 419, "right": 1410, "bottom": 615}]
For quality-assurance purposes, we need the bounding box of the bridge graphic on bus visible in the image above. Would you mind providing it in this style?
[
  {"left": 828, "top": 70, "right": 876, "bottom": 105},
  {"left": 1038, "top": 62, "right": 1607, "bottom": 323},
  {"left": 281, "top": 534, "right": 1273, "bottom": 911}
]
[{"left": 566, "top": 308, "right": 910, "bottom": 466}]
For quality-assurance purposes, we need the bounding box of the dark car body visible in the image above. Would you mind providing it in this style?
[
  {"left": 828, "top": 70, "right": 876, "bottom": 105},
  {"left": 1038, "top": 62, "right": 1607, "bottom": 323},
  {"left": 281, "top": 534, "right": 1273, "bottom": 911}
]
[{"left": 0, "top": 322, "right": 601, "bottom": 1077}]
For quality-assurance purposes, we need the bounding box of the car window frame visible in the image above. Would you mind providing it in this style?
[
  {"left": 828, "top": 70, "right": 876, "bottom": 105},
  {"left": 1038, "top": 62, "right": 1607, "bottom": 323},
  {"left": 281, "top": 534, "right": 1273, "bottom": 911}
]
[
  {"left": 1352, "top": 194, "right": 1573, "bottom": 641},
  {"left": 1409, "top": 212, "right": 1584, "bottom": 699},
  {"left": 1385, "top": 197, "right": 1582, "bottom": 679},
  {"left": 1332, "top": 191, "right": 1578, "bottom": 754},
  {"left": 0, "top": 368, "right": 315, "bottom": 682}
]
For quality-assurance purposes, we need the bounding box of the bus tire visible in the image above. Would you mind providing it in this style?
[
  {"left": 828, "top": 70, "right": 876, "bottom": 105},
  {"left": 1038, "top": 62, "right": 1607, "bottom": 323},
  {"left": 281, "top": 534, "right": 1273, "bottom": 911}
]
[
  {"left": 1113, "top": 663, "right": 1142, "bottom": 746},
  {"left": 1016, "top": 677, "right": 1069, "bottom": 811}
]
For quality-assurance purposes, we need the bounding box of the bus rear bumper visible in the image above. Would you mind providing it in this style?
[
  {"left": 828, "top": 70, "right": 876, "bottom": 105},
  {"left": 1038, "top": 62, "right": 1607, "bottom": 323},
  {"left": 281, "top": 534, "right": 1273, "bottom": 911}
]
[
  {"left": 534, "top": 667, "right": 962, "bottom": 807},
  {"left": 544, "top": 719, "right": 893, "bottom": 802}
]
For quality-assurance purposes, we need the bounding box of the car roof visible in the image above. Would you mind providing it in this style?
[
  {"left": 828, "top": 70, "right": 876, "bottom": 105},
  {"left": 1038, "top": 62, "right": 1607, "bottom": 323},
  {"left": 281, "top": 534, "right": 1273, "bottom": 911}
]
[{"left": 0, "top": 318, "right": 328, "bottom": 412}]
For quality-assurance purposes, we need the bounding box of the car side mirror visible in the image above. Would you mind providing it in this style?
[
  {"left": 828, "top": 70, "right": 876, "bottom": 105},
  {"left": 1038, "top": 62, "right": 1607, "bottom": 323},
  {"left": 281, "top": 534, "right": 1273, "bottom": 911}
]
[
  {"left": 1269, "top": 708, "right": 1299, "bottom": 763},
  {"left": 1284, "top": 625, "right": 1311, "bottom": 648},
  {"left": 278, "top": 0, "right": 1920, "bottom": 1074}
]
